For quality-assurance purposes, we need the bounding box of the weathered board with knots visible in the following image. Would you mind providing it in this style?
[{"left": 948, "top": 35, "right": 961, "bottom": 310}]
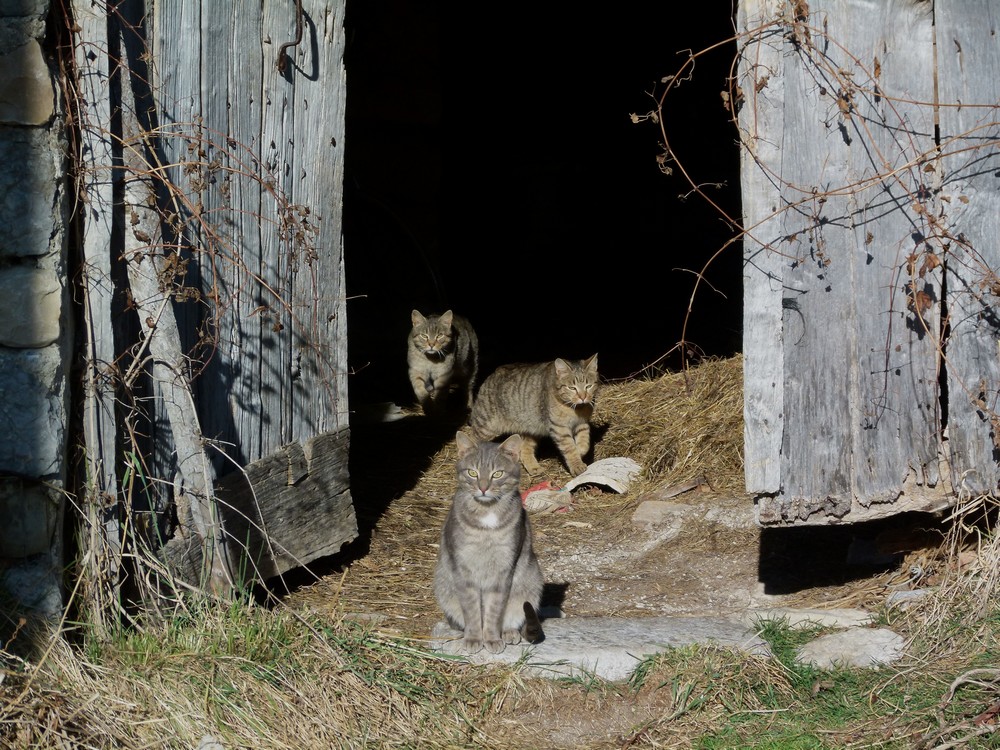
[
  {"left": 738, "top": 0, "right": 1000, "bottom": 525},
  {"left": 149, "top": 0, "right": 355, "bottom": 576},
  {"left": 164, "top": 431, "right": 355, "bottom": 584}
]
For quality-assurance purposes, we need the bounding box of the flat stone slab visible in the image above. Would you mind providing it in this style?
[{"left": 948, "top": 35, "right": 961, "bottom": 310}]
[
  {"left": 430, "top": 615, "right": 771, "bottom": 682},
  {"left": 795, "top": 627, "right": 905, "bottom": 669},
  {"left": 743, "top": 606, "right": 874, "bottom": 629}
]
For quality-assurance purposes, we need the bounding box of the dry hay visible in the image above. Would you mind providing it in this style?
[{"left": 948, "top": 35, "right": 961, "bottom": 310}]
[
  {"left": 288, "top": 352, "right": 979, "bottom": 633},
  {"left": 288, "top": 355, "right": 752, "bottom": 637},
  {"left": 596, "top": 355, "right": 745, "bottom": 496}
]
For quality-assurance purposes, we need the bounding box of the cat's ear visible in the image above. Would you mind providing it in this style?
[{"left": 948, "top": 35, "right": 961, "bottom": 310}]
[
  {"left": 411, "top": 309, "right": 426, "bottom": 326},
  {"left": 439, "top": 310, "right": 454, "bottom": 327},
  {"left": 498, "top": 433, "right": 522, "bottom": 460},
  {"left": 553, "top": 358, "right": 569, "bottom": 377},
  {"left": 585, "top": 353, "right": 599, "bottom": 372},
  {"left": 455, "top": 430, "right": 476, "bottom": 457}
]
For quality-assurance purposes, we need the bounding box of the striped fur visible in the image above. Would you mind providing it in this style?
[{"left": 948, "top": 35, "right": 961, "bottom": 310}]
[
  {"left": 407, "top": 309, "right": 479, "bottom": 416},
  {"left": 469, "top": 354, "right": 599, "bottom": 477},
  {"left": 434, "top": 432, "right": 545, "bottom": 653}
]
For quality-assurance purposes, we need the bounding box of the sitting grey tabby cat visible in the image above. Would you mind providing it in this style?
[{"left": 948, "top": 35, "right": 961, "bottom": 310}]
[
  {"left": 407, "top": 309, "right": 479, "bottom": 416},
  {"left": 434, "top": 431, "right": 544, "bottom": 654},
  {"left": 469, "top": 354, "right": 599, "bottom": 477}
]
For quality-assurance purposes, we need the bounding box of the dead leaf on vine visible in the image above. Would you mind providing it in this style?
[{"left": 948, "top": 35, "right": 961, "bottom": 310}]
[
  {"left": 919, "top": 252, "right": 941, "bottom": 277},
  {"left": 911, "top": 290, "right": 933, "bottom": 316}
]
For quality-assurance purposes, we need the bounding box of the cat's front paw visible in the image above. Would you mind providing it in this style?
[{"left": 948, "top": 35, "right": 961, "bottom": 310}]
[
  {"left": 502, "top": 629, "right": 523, "bottom": 645},
  {"left": 460, "top": 637, "right": 483, "bottom": 654},
  {"left": 522, "top": 460, "right": 543, "bottom": 476},
  {"left": 483, "top": 638, "right": 506, "bottom": 654},
  {"left": 567, "top": 460, "right": 588, "bottom": 477}
]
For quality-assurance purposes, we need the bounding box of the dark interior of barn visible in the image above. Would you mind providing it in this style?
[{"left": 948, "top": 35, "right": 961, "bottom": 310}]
[{"left": 341, "top": 2, "right": 744, "bottom": 409}]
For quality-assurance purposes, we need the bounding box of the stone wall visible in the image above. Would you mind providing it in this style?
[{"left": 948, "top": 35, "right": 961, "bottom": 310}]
[{"left": 0, "top": 0, "right": 71, "bottom": 624}]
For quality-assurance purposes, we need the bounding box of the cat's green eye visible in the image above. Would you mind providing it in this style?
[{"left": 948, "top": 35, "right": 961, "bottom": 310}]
[
  {"left": 491, "top": 470, "right": 504, "bottom": 479},
  {"left": 467, "top": 469, "right": 478, "bottom": 478}
]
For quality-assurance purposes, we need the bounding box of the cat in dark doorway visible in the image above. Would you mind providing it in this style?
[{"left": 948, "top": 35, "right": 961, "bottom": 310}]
[
  {"left": 469, "top": 354, "right": 599, "bottom": 477},
  {"left": 406, "top": 309, "right": 479, "bottom": 417}
]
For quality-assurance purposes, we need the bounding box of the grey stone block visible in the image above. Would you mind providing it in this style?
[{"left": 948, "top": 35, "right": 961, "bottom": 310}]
[
  {"left": 431, "top": 615, "right": 772, "bottom": 682},
  {"left": 795, "top": 628, "right": 905, "bottom": 669},
  {"left": 0, "top": 127, "right": 64, "bottom": 258},
  {"left": 744, "top": 606, "right": 874, "bottom": 629},
  {"left": 0, "top": 262, "right": 62, "bottom": 347},
  {"left": 0, "top": 5, "right": 48, "bottom": 57},
  {"left": 0, "top": 477, "right": 58, "bottom": 556},
  {"left": 0, "top": 552, "right": 62, "bottom": 621},
  {"left": 0, "top": 39, "right": 53, "bottom": 124},
  {"left": 0, "top": 344, "right": 67, "bottom": 476},
  {"left": 0, "top": 1, "right": 49, "bottom": 20}
]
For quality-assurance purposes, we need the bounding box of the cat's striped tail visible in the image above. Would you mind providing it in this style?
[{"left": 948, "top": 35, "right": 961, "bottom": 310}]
[{"left": 522, "top": 602, "right": 544, "bottom": 644}]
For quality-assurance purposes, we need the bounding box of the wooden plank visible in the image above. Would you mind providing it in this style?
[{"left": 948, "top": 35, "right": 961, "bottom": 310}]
[
  {"left": 170, "top": 429, "right": 357, "bottom": 583},
  {"left": 742, "top": 0, "right": 951, "bottom": 524},
  {"left": 286, "top": 5, "right": 350, "bottom": 440},
  {"left": 152, "top": 1, "right": 265, "bottom": 466},
  {"left": 737, "top": 0, "right": 785, "bottom": 495},
  {"left": 773, "top": 0, "right": 859, "bottom": 520},
  {"left": 74, "top": 0, "right": 124, "bottom": 624},
  {"left": 258, "top": 0, "right": 297, "bottom": 450},
  {"left": 844, "top": 0, "right": 940, "bottom": 510},
  {"left": 150, "top": 0, "right": 353, "bottom": 464},
  {"left": 189, "top": 3, "right": 262, "bottom": 463},
  {"left": 935, "top": 0, "right": 1000, "bottom": 497}
]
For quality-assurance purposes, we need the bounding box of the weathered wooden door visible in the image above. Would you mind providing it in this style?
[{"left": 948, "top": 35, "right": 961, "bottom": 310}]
[
  {"left": 74, "top": 0, "right": 355, "bottom": 594},
  {"left": 738, "top": 0, "right": 1000, "bottom": 524}
]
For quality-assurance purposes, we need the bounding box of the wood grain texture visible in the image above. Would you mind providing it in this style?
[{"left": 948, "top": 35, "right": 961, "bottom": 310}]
[
  {"left": 71, "top": 0, "right": 354, "bottom": 585},
  {"left": 75, "top": 2, "right": 124, "bottom": 611},
  {"left": 151, "top": 0, "right": 349, "bottom": 466},
  {"left": 165, "top": 429, "right": 356, "bottom": 584},
  {"left": 739, "top": 0, "right": 967, "bottom": 524},
  {"left": 738, "top": 0, "right": 786, "bottom": 495},
  {"left": 935, "top": 0, "right": 1000, "bottom": 497}
]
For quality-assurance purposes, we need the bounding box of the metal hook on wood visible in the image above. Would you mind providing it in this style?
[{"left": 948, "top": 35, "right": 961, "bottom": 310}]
[{"left": 276, "top": 0, "right": 304, "bottom": 75}]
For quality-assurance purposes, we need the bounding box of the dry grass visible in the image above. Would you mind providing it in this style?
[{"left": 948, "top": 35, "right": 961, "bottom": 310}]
[
  {"left": 0, "top": 604, "right": 525, "bottom": 749},
  {"left": 0, "top": 602, "right": 807, "bottom": 750}
]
